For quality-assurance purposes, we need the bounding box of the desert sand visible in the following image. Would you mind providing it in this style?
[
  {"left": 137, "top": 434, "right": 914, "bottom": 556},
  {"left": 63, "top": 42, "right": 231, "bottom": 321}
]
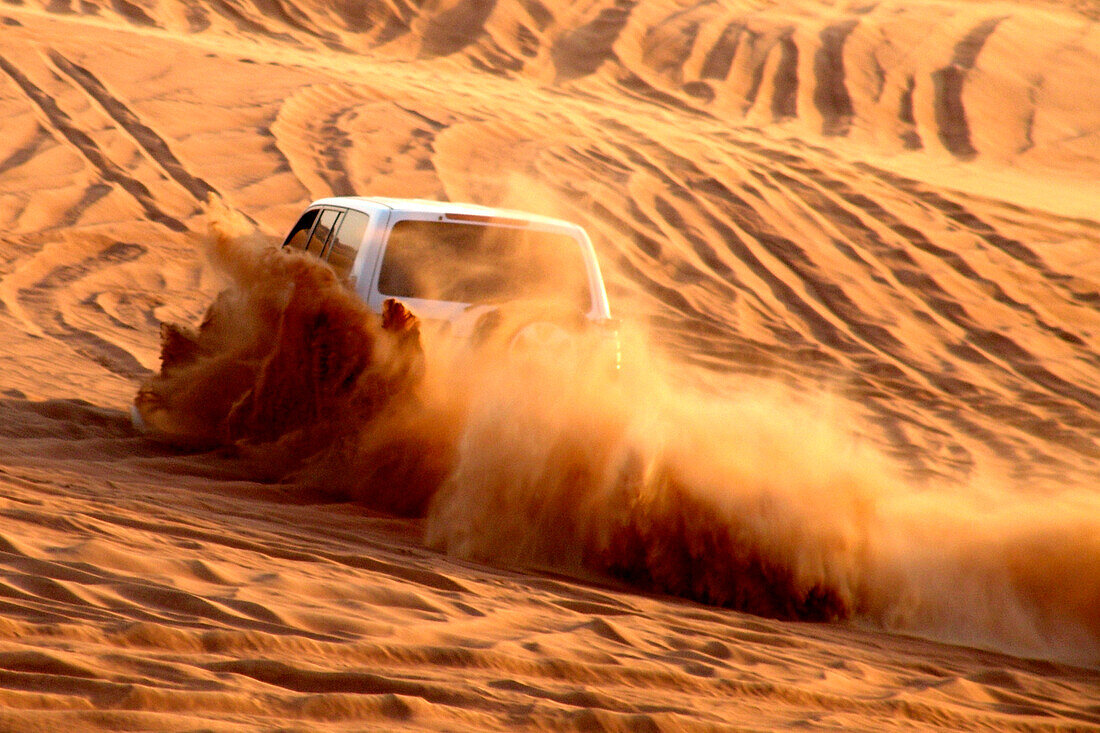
[{"left": 1, "top": 0, "right": 1099, "bottom": 729}]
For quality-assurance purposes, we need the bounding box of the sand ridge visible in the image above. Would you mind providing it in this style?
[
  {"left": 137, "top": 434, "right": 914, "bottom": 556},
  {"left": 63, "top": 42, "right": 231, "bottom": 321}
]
[{"left": 0, "top": 0, "right": 1099, "bottom": 729}]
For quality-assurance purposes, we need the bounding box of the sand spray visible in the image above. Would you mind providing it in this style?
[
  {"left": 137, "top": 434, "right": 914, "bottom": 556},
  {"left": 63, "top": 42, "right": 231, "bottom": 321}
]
[{"left": 136, "top": 206, "right": 1100, "bottom": 664}]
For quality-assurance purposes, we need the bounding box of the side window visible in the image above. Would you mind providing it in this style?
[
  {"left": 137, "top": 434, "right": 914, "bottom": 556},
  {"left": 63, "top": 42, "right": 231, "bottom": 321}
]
[
  {"left": 325, "top": 209, "right": 369, "bottom": 279},
  {"left": 282, "top": 209, "right": 319, "bottom": 251},
  {"left": 307, "top": 208, "right": 341, "bottom": 254}
]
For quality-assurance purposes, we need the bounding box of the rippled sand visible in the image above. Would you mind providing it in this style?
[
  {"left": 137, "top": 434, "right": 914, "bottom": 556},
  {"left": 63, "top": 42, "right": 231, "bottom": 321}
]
[{"left": 0, "top": 0, "right": 1098, "bottom": 729}]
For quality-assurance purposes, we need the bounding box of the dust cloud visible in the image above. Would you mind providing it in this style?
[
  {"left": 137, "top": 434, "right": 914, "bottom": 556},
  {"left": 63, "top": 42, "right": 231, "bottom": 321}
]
[
  {"left": 136, "top": 209, "right": 1100, "bottom": 665},
  {"left": 134, "top": 206, "right": 446, "bottom": 512}
]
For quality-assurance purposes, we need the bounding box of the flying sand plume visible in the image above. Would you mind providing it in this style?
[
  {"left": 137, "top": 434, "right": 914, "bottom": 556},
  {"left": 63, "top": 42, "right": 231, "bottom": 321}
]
[
  {"left": 133, "top": 205, "right": 438, "bottom": 503},
  {"left": 135, "top": 211, "right": 1100, "bottom": 664}
]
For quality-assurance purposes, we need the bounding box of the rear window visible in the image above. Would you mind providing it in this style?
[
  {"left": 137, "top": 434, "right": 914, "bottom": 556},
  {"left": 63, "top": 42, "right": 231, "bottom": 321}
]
[{"left": 378, "top": 220, "right": 591, "bottom": 310}]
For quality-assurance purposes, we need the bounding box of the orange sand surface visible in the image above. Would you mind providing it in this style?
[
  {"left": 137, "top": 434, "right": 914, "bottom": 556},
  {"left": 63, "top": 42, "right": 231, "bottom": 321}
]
[{"left": 1, "top": 0, "right": 1099, "bottom": 729}]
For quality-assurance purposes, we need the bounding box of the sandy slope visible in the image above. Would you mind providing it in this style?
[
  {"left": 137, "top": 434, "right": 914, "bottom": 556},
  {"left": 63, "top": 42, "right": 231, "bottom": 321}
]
[{"left": 0, "top": 0, "right": 1099, "bottom": 729}]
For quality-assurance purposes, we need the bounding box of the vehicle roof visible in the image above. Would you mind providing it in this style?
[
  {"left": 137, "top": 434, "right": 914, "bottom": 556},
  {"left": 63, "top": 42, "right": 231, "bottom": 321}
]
[{"left": 308, "top": 196, "right": 582, "bottom": 230}]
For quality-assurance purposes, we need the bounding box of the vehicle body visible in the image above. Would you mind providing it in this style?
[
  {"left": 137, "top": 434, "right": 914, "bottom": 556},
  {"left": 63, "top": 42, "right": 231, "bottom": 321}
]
[{"left": 280, "top": 197, "right": 617, "bottom": 350}]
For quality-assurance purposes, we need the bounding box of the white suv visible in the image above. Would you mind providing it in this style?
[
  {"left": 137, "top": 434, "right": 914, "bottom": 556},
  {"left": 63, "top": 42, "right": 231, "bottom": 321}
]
[{"left": 281, "top": 197, "right": 617, "bottom": 349}]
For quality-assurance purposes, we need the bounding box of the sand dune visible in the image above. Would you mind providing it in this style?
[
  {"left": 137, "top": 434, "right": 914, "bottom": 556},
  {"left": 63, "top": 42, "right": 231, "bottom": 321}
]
[{"left": 0, "top": 0, "right": 1098, "bottom": 729}]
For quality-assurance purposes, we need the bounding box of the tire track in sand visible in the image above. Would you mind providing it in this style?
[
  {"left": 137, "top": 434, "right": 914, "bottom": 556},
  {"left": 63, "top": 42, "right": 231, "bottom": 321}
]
[
  {"left": 271, "top": 84, "right": 449, "bottom": 200},
  {"left": 14, "top": 241, "right": 152, "bottom": 381},
  {"left": 0, "top": 47, "right": 218, "bottom": 378},
  {"left": 0, "top": 55, "right": 188, "bottom": 233},
  {"left": 45, "top": 50, "right": 220, "bottom": 206}
]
